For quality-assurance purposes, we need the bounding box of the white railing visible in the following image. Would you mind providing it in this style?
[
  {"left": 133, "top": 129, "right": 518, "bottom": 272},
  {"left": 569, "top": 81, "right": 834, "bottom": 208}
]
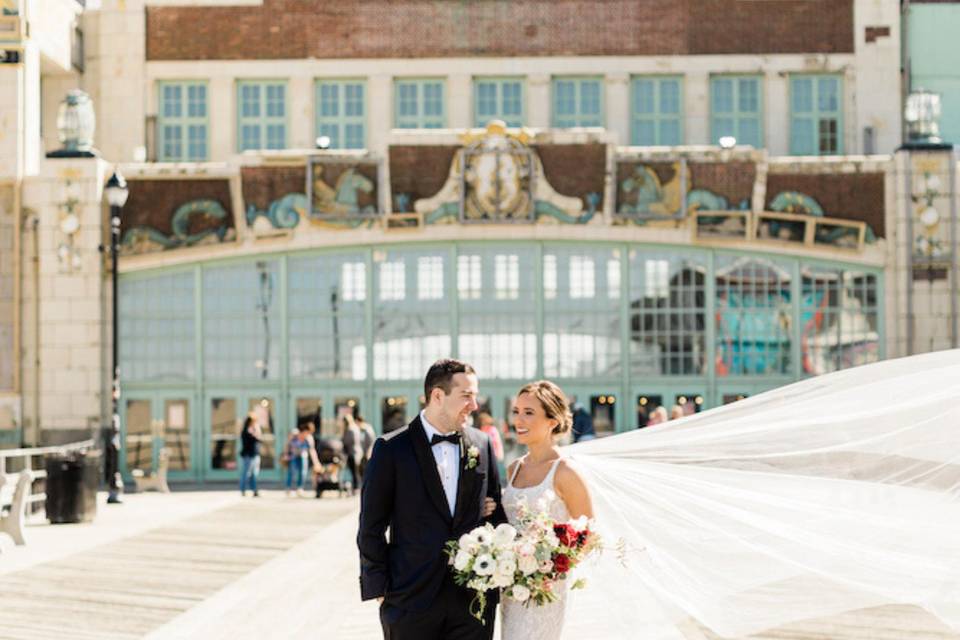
[{"left": 0, "top": 439, "right": 96, "bottom": 512}]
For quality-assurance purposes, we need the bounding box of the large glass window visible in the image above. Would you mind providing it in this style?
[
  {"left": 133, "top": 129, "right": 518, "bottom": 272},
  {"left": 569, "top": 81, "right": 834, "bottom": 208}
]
[
  {"left": 474, "top": 77, "right": 525, "bottom": 127},
  {"left": 395, "top": 79, "right": 446, "bottom": 129},
  {"left": 552, "top": 77, "right": 604, "bottom": 128},
  {"left": 119, "top": 271, "right": 195, "bottom": 382},
  {"left": 715, "top": 255, "right": 792, "bottom": 376},
  {"left": 629, "top": 251, "right": 707, "bottom": 376},
  {"left": 288, "top": 253, "right": 368, "bottom": 381},
  {"left": 237, "top": 80, "right": 287, "bottom": 151},
  {"left": 790, "top": 75, "right": 843, "bottom": 156},
  {"left": 316, "top": 79, "right": 366, "bottom": 149},
  {"left": 631, "top": 76, "right": 683, "bottom": 146},
  {"left": 374, "top": 249, "right": 451, "bottom": 380},
  {"left": 158, "top": 81, "right": 208, "bottom": 161},
  {"left": 202, "top": 261, "right": 281, "bottom": 380},
  {"left": 458, "top": 248, "right": 537, "bottom": 380},
  {"left": 800, "top": 265, "right": 879, "bottom": 375},
  {"left": 710, "top": 75, "right": 763, "bottom": 148},
  {"left": 544, "top": 247, "right": 621, "bottom": 379}
]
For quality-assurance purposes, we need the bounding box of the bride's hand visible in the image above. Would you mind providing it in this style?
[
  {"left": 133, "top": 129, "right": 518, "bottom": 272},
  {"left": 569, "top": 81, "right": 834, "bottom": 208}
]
[{"left": 483, "top": 497, "right": 496, "bottom": 517}]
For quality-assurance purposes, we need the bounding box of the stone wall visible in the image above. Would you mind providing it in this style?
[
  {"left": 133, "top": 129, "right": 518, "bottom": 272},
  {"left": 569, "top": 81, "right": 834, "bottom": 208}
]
[
  {"left": 0, "top": 182, "right": 16, "bottom": 393},
  {"left": 19, "top": 158, "right": 109, "bottom": 445}
]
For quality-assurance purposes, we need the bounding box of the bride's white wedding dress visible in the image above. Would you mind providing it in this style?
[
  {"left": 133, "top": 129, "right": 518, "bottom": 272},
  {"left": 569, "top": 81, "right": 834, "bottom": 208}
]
[{"left": 500, "top": 457, "right": 570, "bottom": 640}]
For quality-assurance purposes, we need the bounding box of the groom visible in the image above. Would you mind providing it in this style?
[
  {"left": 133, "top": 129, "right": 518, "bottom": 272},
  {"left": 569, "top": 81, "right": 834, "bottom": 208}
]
[{"left": 358, "top": 359, "right": 508, "bottom": 639}]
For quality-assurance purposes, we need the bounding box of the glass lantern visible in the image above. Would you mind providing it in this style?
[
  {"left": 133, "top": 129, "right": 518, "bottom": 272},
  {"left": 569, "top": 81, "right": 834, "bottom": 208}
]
[
  {"left": 55, "top": 89, "right": 96, "bottom": 154},
  {"left": 905, "top": 89, "right": 943, "bottom": 145}
]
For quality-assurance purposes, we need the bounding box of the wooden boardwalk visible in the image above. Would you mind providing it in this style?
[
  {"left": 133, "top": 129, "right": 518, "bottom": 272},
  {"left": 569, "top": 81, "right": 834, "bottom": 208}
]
[
  {"left": 1, "top": 490, "right": 957, "bottom": 640},
  {"left": 0, "top": 492, "right": 356, "bottom": 640}
]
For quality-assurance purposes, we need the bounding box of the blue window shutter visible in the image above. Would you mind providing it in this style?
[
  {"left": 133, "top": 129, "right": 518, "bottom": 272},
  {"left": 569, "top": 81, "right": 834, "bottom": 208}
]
[
  {"left": 317, "top": 80, "right": 366, "bottom": 149},
  {"left": 158, "top": 81, "right": 209, "bottom": 161}
]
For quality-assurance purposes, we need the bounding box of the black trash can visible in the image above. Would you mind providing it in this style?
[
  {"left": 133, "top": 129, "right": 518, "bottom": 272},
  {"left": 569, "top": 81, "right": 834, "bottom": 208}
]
[{"left": 45, "top": 450, "right": 100, "bottom": 524}]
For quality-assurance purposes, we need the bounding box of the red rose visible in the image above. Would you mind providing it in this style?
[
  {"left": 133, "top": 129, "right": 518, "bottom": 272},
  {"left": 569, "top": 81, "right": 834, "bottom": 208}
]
[
  {"left": 576, "top": 531, "right": 588, "bottom": 547},
  {"left": 553, "top": 553, "right": 571, "bottom": 573},
  {"left": 553, "top": 524, "right": 576, "bottom": 547}
]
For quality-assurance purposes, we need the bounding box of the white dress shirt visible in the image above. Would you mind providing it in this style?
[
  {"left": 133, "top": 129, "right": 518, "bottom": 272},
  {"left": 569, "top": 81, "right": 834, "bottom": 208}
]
[{"left": 421, "top": 411, "right": 460, "bottom": 516}]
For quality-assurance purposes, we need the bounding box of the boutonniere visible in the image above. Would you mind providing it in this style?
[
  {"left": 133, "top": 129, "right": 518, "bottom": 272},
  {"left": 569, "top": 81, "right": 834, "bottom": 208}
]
[{"left": 466, "top": 445, "right": 480, "bottom": 470}]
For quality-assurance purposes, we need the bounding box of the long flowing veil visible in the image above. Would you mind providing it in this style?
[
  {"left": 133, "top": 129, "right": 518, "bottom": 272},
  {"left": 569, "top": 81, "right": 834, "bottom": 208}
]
[{"left": 565, "top": 349, "right": 960, "bottom": 638}]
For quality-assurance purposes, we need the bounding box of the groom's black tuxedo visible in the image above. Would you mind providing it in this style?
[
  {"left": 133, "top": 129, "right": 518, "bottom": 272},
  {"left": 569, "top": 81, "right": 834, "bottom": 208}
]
[{"left": 358, "top": 415, "right": 507, "bottom": 639}]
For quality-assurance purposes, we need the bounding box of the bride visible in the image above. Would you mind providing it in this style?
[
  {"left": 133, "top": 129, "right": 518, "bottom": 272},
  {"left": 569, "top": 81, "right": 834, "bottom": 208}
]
[
  {"left": 499, "top": 380, "right": 593, "bottom": 640},
  {"left": 498, "top": 350, "right": 960, "bottom": 640}
]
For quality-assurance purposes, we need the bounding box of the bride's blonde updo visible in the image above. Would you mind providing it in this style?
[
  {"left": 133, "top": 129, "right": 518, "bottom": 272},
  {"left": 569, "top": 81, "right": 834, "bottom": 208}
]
[{"left": 517, "top": 380, "right": 573, "bottom": 435}]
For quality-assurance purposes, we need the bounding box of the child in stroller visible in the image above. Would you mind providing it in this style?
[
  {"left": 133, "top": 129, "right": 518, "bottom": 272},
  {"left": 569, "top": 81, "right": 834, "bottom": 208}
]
[{"left": 313, "top": 437, "right": 347, "bottom": 498}]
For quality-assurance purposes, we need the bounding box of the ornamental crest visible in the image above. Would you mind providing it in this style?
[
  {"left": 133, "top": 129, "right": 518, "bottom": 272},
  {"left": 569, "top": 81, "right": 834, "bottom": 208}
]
[{"left": 414, "top": 120, "right": 587, "bottom": 224}]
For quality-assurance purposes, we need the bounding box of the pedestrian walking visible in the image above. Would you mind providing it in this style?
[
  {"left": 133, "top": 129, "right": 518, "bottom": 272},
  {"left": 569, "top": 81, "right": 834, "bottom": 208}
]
[
  {"left": 284, "top": 422, "right": 321, "bottom": 497},
  {"left": 341, "top": 413, "right": 363, "bottom": 495},
  {"left": 357, "top": 414, "right": 376, "bottom": 483},
  {"left": 239, "top": 412, "right": 262, "bottom": 497}
]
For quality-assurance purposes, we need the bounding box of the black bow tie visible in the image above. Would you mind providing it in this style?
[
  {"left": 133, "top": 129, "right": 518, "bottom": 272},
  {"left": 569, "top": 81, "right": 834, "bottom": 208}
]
[{"left": 430, "top": 432, "right": 461, "bottom": 446}]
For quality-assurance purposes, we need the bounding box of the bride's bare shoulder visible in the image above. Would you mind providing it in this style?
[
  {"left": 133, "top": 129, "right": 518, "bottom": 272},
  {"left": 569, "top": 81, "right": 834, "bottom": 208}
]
[
  {"left": 555, "top": 458, "right": 587, "bottom": 487},
  {"left": 554, "top": 458, "right": 594, "bottom": 518}
]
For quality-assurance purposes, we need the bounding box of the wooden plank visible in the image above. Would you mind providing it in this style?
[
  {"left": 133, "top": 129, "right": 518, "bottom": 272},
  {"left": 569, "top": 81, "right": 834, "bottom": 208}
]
[{"left": 0, "top": 494, "right": 356, "bottom": 639}]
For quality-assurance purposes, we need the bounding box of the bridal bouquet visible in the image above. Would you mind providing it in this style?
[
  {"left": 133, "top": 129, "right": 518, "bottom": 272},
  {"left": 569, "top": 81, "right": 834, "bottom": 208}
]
[
  {"left": 501, "top": 494, "right": 602, "bottom": 607},
  {"left": 445, "top": 495, "right": 602, "bottom": 622},
  {"left": 445, "top": 521, "right": 521, "bottom": 622}
]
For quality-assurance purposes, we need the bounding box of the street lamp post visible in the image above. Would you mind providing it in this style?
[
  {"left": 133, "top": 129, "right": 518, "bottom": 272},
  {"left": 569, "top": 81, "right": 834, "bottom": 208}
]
[{"left": 104, "top": 170, "right": 128, "bottom": 504}]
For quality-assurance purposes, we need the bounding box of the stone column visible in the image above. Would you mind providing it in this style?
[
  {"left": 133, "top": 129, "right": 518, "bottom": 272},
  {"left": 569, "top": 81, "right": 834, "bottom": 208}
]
[
  {"left": 448, "top": 74, "right": 473, "bottom": 130},
  {"left": 892, "top": 147, "right": 959, "bottom": 356},
  {"left": 20, "top": 157, "right": 110, "bottom": 445},
  {"left": 527, "top": 74, "right": 551, "bottom": 129},
  {"left": 605, "top": 72, "right": 630, "bottom": 146}
]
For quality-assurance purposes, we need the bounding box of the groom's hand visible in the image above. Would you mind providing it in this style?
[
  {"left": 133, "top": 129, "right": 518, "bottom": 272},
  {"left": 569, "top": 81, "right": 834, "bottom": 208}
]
[{"left": 483, "top": 497, "right": 496, "bottom": 517}]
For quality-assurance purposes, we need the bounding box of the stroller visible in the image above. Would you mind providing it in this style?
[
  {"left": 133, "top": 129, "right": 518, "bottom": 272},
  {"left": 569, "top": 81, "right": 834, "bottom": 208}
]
[{"left": 313, "top": 437, "right": 347, "bottom": 498}]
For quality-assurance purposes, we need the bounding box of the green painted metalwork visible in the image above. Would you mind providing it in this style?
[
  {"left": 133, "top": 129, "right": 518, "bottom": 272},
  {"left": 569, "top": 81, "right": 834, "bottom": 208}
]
[{"left": 119, "top": 241, "right": 883, "bottom": 476}]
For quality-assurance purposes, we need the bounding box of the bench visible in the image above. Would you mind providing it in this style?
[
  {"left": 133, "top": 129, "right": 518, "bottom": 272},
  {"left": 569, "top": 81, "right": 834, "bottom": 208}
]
[
  {"left": 0, "top": 469, "right": 32, "bottom": 547},
  {"left": 132, "top": 448, "right": 170, "bottom": 493}
]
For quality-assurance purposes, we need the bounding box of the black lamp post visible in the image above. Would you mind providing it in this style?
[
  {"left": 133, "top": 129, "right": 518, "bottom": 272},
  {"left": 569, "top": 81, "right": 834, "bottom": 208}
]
[{"left": 104, "top": 170, "right": 128, "bottom": 504}]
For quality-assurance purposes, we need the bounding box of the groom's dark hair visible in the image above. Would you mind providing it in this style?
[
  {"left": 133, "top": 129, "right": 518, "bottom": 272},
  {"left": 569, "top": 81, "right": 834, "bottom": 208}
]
[{"left": 424, "top": 359, "right": 476, "bottom": 401}]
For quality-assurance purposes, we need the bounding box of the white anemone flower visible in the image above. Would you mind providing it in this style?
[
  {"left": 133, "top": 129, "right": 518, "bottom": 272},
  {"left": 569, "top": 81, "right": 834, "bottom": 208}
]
[
  {"left": 474, "top": 553, "right": 497, "bottom": 576},
  {"left": 475, "top": 526, "right": 494, "bottom": 546},
  {"left": 454, "top": 550, "right": 472, "bottom": 572}
]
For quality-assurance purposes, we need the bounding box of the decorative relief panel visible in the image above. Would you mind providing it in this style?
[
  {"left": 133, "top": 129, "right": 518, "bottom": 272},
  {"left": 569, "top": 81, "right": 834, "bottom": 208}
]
[
  {"left": 121, "top": 179, "right": 235, "bottom": 256},
  {"left": 410, "top": 121, "right": 598, "bottom": 225}
]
